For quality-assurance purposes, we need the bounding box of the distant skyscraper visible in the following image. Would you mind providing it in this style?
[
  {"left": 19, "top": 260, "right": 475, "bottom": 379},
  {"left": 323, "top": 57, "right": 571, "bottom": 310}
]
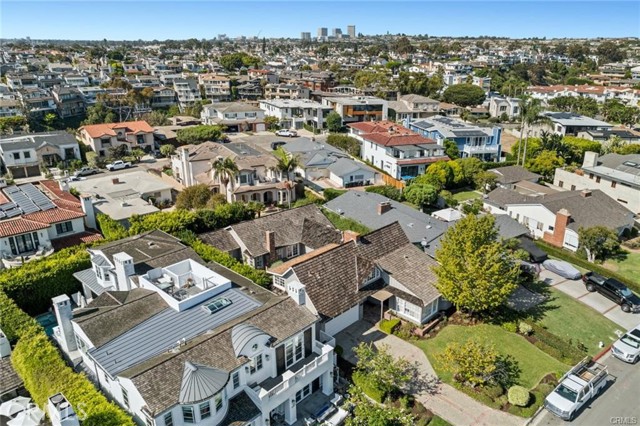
[
  {"left": 301, "top": 32, "right": 311, "bottom": 41},
  {"left": 317, "top": 27, "right": 328, "bottom": 38},
  {"left": 332, "top": 28, "right": 342, "bottom": 37},
  {"left": 347, "top": 25, "right": 356, "bottom": 38}
]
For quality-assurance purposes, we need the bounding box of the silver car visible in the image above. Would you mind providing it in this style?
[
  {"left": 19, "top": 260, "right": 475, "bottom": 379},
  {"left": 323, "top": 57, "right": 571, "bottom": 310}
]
[{"left": 612, "top": 324, "right": 640, "bottom": 363}]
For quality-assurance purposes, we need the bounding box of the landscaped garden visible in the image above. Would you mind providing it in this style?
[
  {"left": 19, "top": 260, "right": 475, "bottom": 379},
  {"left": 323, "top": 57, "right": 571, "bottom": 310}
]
[{"left": 451, "top": 188, "right": 482, "bottom": 202}]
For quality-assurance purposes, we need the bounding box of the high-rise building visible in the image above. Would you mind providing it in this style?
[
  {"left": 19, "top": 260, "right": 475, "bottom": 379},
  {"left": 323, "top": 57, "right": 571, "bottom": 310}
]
[
  {"left": 347, "top": 25, "right": 356, "bottom": 38},
  {"left": 317, "top": 27, "right": 328, "bottom": 38},
  {"left": 301, "top": 32, "right": 311, "bottom": 41},
  {"left": 332, "top": 28, "right": 342, "bottom": 37}
]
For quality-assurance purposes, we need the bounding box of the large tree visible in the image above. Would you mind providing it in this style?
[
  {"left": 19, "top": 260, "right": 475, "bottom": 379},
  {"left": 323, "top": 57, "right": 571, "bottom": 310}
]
[
  {"left": 442, "top": 83, "right": 486, "bottom": 107},
  {"left": 326, "top": 111, "right": 343, "bottom": 133},
  {"left": 437, "top": 339, "right": 500, "bottom": 388},
  {"left": 526, "top": 150, "right": 565, "bottom": 181},
  {"left": 353, "top": 343, "right": 417, "bottom": 397},
  {"left": 211, "top": 157, "right": 239, "bottom": 197},
  {"left": 176, "top": 125, "right": 223, "bottom": 145},
  {"left": 403, "top": 183, "right": 438, "bottom": 210},
  {"left": 444, "top": 140, "right": 460, "bottom": 160},
  {"left": 433, "top": 214, "right": 520, "bottom": 315},
  {"left": 578, "top": 226, "right": 621, "bottom": 263},
  {"left": 175, "top": 184, "right": 215, "bottom": 210}
]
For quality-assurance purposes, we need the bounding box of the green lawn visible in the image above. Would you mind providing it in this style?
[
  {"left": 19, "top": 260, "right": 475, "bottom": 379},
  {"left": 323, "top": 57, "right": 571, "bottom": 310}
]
[
  {"left": 535, "top": 288, "right": 620, "bottom": 353},
  {"left": 428, "top": 416, "right": 452, "bottom": 426},
  {"left": 451, "top": 189, "right": 482, "bottom": 202},
  {"left": 415, "top": 324, "right": 568, "bottom": 389},
  {"left": 604, "top": 251, "right": 640, "bottom": 286}
]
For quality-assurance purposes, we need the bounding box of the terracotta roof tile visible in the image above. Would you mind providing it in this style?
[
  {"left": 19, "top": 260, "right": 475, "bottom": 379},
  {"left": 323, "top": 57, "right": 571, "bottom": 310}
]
[
  {"left": 80, "top": 121, "right": 153, "bottom": 138},
  {"left": 0, "top": 218, "right": 49, "bottom": 237},
  {"left": 39, "top": 180, "right": 82, "bottom": 203},
  {"left": 23, "top": 207, "right": 85, "bottom": 224}
]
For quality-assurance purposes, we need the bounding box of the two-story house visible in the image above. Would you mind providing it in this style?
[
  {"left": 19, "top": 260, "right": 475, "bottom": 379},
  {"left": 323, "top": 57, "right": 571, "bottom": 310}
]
[
  {"left": 407, "top": 116, "right": 502, "bottom": 162},
  {"left": 488, "top": 96, "right": 521, "bottom": 119},
  {"left": 59, "top": 230, "right": 336, "bottom": 426},
  {"left": 173, "top": 78, "right": 202, "bottom": 111},
  {"left": 264, "top": 84, "right": 311, "bottom": 100},
  {"left": 17, "top": 88, "right": 56, "bottom": 115},
  {"left": 529, "top": 112, "right": 612, "bottom": 137},
  {"left": 388, "top": 94, "right": 440, "bottom": 122},
  {"left": 199, "top": 74, "right": 232, "bottom": 102},
  {"left": 321, "top": 96, "right": 388, "bottom": 125},
  {"left": 0, "top": 131, "right": 80, "bottom": 177},
  {"left": 151, "top": 86, "right": 177, "bottom": 108},
  {"left": 6, "top": 74, "right": 38, "bottom": 90},
  {"left": 259, "top": 99, "right": 333, "bottom": 131},
  {"left": 350, "top": 121, "right": 448, "bottom": 180},
  {"left": 78, "top": 121, "right": 155, "bottom": 157},
  {"left": 51, "top": 86, "right": 86, "bottom": 119},
  {"left": 63, "top": 74, "right": 91, "bottom": 87},
  {"left": 0, "top": 99, "right": 22, "bottom": 118},
  {"left": 200, "top": 204, "right": 341, "bottom": 269},
  {"left": 200, "top": 102, "right": 266, "bottom": 132},
  {"left": 553, "top": 151, "right": 640, "bottom": 214}
]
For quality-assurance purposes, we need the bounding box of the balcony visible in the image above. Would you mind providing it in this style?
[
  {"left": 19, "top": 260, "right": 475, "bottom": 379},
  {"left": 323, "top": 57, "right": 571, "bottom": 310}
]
[{"left": 462, "top": 144, "right": 500, "bottom": 154}]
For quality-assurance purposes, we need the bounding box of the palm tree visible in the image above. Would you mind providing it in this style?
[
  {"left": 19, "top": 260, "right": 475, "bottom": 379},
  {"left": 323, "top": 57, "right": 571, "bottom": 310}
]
[
  {"left": 516, "top": 97, "right": 549, "bottom": 166},
  {"left": 211, "top": 157, "right": 239, "bottom": 201},
  {"left": 273, "top": 147, "right": 300, "bottom": 208}
]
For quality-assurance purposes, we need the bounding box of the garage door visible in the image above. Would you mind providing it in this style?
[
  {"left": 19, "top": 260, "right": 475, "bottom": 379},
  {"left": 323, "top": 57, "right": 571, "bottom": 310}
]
[
  {"left": 324, "top": 304, "right": 361, "bottom": 336},
  {"left": 26, "top": 166, "right": 41, "bottom": 177},
  {"left": 9, "top": 167, "right": 26, "bottom": 179}
]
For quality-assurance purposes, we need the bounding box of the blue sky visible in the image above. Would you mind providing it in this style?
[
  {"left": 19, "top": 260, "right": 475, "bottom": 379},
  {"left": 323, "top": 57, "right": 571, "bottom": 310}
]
[{"left": 1, "top": 1, "right": 638, "bottom": 40}]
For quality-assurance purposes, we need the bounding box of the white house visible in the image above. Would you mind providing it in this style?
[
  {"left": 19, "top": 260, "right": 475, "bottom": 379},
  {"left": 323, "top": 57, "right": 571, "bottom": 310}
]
[
  {"left": 259, "top": 99, "right": 333, "bottom": 131},
  {"left": 488, "top": 96, "right": 521, "bottom": 119},
  {"left": 58, "top": 231, "right": 336, "bottom": 426},
  {"left": 0, "top": 132, "right": 81, "bottom": 178},
  {"left": 530, "top": 112, "right": 613, "bottom": 137},
  {"left": 78, "top": 121, "right": 155, "bottom": 157},
  {"left": 200, "top": 102, "right": 266, "bottom": 132}
]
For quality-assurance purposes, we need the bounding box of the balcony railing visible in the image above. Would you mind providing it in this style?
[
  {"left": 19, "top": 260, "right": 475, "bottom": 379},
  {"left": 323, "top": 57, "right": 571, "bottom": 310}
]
[{"left": 463, "top": 144, "right": 500, "bottom": 153}]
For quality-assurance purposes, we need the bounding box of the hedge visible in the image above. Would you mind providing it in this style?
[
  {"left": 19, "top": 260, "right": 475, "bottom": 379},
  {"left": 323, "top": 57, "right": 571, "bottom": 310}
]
[
  {"left": 0, "top": 291, "right": 39, "bottom": 342},
  {"left": 352, "top": 371, "right": 386, "bottom": 403},
  {"left": 481, "top": 161, "right": 517, "bottom": 170},
  {"left": 190, "top": 239, "right": 271, "bottom": 287},
  {"left": 379, "top": 318, "right": 401, "bottom": 334},
  {"left": 323, "top": 188, "right": 347, "bottom": 201},
  {"left": 96, "top": 213, "right": 128, "bottom": 240},
  {"left": 0, "top": 246, "right": 90, "bottom": 315},
  {"left": 365, "top": 185, "right": 404, "bottom": 201},
  {"left": 534, "top": 240, "right": 639, "bottom": 293},
  {"left": 322, "top": 209, "right": 371, "bottom": 234},
  {"left": 527, "top": 321, "right": 586, "bottom": 365}
]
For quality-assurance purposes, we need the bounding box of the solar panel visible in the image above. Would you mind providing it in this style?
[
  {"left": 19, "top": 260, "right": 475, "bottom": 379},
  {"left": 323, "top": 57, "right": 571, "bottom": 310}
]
[
  {"left": 4, "top": 209, "right": 21, "bottom": 218},
  {"left": 22, "top": 184, "right": 55, "bottom": 210}
]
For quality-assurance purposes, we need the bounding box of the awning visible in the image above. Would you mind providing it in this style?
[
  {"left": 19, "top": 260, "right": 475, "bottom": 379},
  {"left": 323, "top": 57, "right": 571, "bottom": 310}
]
[{"left": 371, "top": 289, "right": 393, "bottom": 302}]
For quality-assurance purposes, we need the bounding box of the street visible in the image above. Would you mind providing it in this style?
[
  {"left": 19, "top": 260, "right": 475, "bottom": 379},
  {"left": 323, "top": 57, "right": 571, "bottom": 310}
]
[{"left": 532, "top": 353, "right": 640, "bottom": 426}]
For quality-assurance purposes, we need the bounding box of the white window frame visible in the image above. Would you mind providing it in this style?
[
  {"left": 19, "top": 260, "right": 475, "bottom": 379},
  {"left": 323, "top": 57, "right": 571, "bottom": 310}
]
[{"left": 285, "top": 335, "right": 304, "bottom": 368}]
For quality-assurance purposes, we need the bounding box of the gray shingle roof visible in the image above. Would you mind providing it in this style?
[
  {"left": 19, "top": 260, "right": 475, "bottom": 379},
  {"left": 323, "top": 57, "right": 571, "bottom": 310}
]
[
  {"left": 0, "top": 356, "right": 23, "bottom": 395},
  {"left": 494, "top": 215, "right": 529, "bottom": 240},
  {"left": 219, "top": 391, "right": 261, "bottom": 426},
  {"left": 490, "top": 165, "right": 540, "bottom": 185},
  {"left": 326, "top": 157, "right": 375, "bottom": 176}
]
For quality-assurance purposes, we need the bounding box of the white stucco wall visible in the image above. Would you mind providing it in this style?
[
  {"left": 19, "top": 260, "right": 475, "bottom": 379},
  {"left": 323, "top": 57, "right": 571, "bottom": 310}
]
[
  {"left": 324, "top": 304, "right": 361, "bottom": 336},
  {"left": 505, "top": 204, "right": 556, "bottom": 239}
]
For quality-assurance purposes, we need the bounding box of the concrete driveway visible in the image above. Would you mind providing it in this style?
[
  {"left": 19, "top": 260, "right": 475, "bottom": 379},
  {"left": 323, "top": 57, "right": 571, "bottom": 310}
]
[{"left": 540, "top": 268, "right": 639, "bottom": 330}]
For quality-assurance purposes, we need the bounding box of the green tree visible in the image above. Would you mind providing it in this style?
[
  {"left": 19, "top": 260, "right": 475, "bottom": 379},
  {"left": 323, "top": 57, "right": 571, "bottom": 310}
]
[
  {"left": 438, "top": 339, "right": 500, "bottom": 388},
  {"left": 0, "top": 116, "right": 27, "bottom": 134},
  {"left": 578, "top": 226, "right": 620, "bottom": 263},
  {"left": 516, "top": 97, "right": 550, "bottom": 166},
  {"left": 346, "top": 392, "right": 415, "bottom": 426},
  {"left": 442, "top": 84, "right": 486, "bottom": 107},
  {"left": 404, "top": 183, "right": 438, "bottom": 210},
  {"left": 456, "top": 157, "right": 483, "bottom": 186},
  {"left": 597, "top": 41, "right": 626, "bottom": 62},
  {"left": 176, "top": 125, "right": 223, "bottom": 145},
  {"left": 86, "top": 151, "right": 98, "bottom": 169},
  {"left": 83, "top": 102, "right": 116, "bottom": 125},
  {"left": 326, "top": 134, "right": 360, "bottom": 157},
  {"left": 353, "top": 343, "right": 416, "bottom": 397},
  {"left": 326, "top": 111, "right": 343, "bottom": 133},
  {"left": 160, "top": 144, "right": 175, "bottom": 158},
  {"left": 448, "top": 160, "right": 465, "bottom": 187},
  {"left": 108, "top": 144, "right": 129, "bottom": 160},
  {"left": 211, "top": 157, "right": 239, "bottom": 197},
  {"left": 175, "top": 184, "right": 215, "bottom": 210},
  {"left": 433, "top": 214, "right": 520, "bottom": 315},
  {"left": 264, "top": 115, "right": 280, "bottom": 131},
  {"left": 140, "top": 110, "right": 170, "bottom": 126},
  {"left": 425, "top": 161, "right": 454, "bottom": 188},
  {"left": 273, "top": 147, "right": 300, "bottom": 207},
  {"left": 444, "top": 140, "right": 460, "bottom": 160},
  {"left": 526, "top": 150, "right": 565, "bottom": 181},
  {"left": 131, "top": 148, "right": 145, "bottom": 162}
]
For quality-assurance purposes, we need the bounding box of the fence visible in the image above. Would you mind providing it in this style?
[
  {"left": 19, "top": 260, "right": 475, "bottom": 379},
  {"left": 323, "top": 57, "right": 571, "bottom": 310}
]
[{"left": 381, "top": 173, "right": 406, "bottom": 190}]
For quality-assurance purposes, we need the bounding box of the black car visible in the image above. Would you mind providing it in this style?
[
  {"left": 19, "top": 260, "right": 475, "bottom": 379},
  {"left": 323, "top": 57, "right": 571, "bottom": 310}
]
[
  {"left": 583, "top": 272, "right": 640, "bottom": 313},
  {"left": 271, "top": 141, "right": 286, "bottom": 150}
]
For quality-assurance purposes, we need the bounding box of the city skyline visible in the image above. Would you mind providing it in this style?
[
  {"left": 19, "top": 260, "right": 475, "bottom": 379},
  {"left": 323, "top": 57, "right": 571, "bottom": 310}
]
[{"left": 1, "top": 1, "right": 638, "bottom": 41}]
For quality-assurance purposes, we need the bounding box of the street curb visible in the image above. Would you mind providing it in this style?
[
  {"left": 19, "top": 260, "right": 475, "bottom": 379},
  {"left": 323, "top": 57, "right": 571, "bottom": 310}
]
[
  {"left": 593, "top": 344, "right": 612, "bottom": 361},
  {"left": 525, "top": 406, "right": 545, "bottom": 426}
]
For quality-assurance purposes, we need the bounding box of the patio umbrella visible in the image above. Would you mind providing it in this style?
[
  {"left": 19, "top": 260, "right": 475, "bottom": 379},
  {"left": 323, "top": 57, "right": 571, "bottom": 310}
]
[
  {"left": 7, "top": 406, "right": 45, "bottom": 426},
  {"left": 0, "top": 397, "right": 31, "bottom": 417}
]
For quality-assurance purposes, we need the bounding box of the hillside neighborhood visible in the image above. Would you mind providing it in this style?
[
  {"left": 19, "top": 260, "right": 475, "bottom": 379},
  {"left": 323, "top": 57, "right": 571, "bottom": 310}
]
[{"left": 0, "top": 9, "right": 640, "bottom": 426}]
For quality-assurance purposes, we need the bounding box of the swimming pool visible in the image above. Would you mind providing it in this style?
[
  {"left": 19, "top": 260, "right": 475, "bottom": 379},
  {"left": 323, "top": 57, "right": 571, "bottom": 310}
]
[{"left": 35, "top": 312, "right": 57, "bottom": 336}]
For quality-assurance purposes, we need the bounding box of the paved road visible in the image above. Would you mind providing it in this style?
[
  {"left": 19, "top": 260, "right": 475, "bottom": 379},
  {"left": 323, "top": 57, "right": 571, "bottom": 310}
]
[{"left": 531, "top": 352, "right": 640, "bottom": 426}]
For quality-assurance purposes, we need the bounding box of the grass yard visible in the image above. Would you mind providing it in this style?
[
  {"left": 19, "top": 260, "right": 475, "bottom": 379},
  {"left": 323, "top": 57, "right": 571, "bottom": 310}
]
[
  {"left": 415, "top": 324, "right": 568, "bottom": 389},
  {"left": 535, "top": 288, "right": 620, "bottom": 354},
  {"left": 451, "top": 189, "right": 482, "bottom": 202},
  {"left": 604, "top": 251, "right": 640, "bottom": 287}
]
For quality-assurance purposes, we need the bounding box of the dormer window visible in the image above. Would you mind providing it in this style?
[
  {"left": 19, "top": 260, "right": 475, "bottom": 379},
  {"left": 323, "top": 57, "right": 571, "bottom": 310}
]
[{"left": 366, "top": 267, "right": 381, "bottom": 283}]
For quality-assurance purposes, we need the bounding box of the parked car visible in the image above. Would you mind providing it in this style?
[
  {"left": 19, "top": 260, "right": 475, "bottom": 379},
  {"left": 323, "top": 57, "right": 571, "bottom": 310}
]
[
  {"left": 543, "top": 259, "right": 581, "bottom": 280},
  {"left": 275, "top": 129, "right": 297, "bottom": 137},
  {"left": 612, "top": 323, "right": 640, "bottom": 363},
  {"left": 582, "top": 272, "right": 640, "bottom": 313},
  {"left": 105, "top": 160, "right": 131, "bottom": 171},
  {"left": 73, "top": 167, "right": 98, "bottom": 177},
  {"left": 271, "top": 141, "right": 287, "bottom": 150}
]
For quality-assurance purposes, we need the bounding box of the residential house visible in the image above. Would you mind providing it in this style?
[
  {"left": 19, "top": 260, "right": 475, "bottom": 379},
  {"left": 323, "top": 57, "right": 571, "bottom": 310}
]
[
  {"left": 489, "top": 165, "right": 541, "bottom": 189},
  {"left": 0, "top": 99, "right": 22, "bottom": 118},
  {"left": 268, "top": 222, "right": 447, "bottom": 335},
  {"left": 528, "top": 112, "right": 613, "bottom": 137},
  {"left": 77, "top": 86, "right": 108, "bottom": 106},
  {"left": 349, "top": 120, "right": 448, "bottom": 180},
  {"left": 60, "top": 230, "right": 335, "bottom": 426},
  {"left": 553, "top": 151, "right": 640, "bottom": 214},
  {"left": 388, "top": 94, "right": 440, "bottom": 122},
  {"left": 235, "top": 82, "right": 263, "bottom": 101},
  {"left": 483, "top": 187, "right": 635, "bottom": 251},
  {"left": 321, "top": 96, "right": 388, "bottom": 125},
  {"left": 150, "top": 86, "right": 177, "bottom": 108},
  {"left": 17, "top": 88, "right": 56, "bottom": 115},
  {"left": 173, "top": 78, "right": 202, "bottom": 111},
  {"left": 0, "top": 131, "right": 80, "bottom": 177},
  {"left": 199, "top": 74, "right": 232, "bottom": 102},
  {"left": 63, "top": 74, "right": 91, "bottom": 87},
  {"left": 488, "top": 96, "right": 521, "bottom": 119},
  {"left": 68, "top": 171, "right": 173, "bottom": 226},
  {"left": 575, "top": 127, "right": 640, "bottom": 144},
  {"left": 78, "top": 121, "right": 155, "bottom": 157},
  {"left": 259, "top": 99, "right": 333, "bottom": 131},
  {"left": 6, "top": 74, "right": 38, "bottom": 90},
  {"left": 282, "top": 138, "right": 378, "bottom": 188},
  {"left": 264, "top": 84, "right": 311, "bottom": 100},
  {"left": 407, "top": 116, "right": 502, "bottom": 162},
  {"left": 200, "top": 204, "right": 341, "bottom": 269},
  {"left": 51, "top": 87, "right": 86, "bottom": 119},
  {"left": 200, "top": 102, "right": 266, "bottom": 132}
]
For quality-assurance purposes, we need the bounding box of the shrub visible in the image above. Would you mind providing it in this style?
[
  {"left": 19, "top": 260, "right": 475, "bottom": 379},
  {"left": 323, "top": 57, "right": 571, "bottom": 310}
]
[
  {"left": 96, "top": 214, "right": 128, "bottom": 240},
  {"left": 394, "top": 321, "right": 417, "bottom": 340},
  {"left": 502, "top": 321, "right": 518, "bottom": 333},
  {"left": 326, "top": 134, "right": 359, "bottom": 156},
  {"left": 323, "top": 188, "right": 347, "bottom": 201},
  {"left": 0, "top": 290, "right": 39, "bottom": 342},
  {"left": 365, "top": 185, "right": 404, "bottom": 202},
  {"left": 322, "top": 209, "right": 371, "bottom": 234},
  {"left": 507, "top": 386, "right": 531, "bottom": 407},
  {"left": 352, "top": 371, "right": 386, "bottom": 403},
  {"left": 528, "top": 322, "right": 585, "bottom": 364},
  {"left": 518, "top": 322, "right": 533, "bottom": 336},
  {"left": 379, "top": 318, "right": 401, "bottom": 334},
  {"left": 335, "top": 345, "right": 344, "bottom": 357},
  {"left": 484, "top": 383, "right": 505, "bottom": 399}
]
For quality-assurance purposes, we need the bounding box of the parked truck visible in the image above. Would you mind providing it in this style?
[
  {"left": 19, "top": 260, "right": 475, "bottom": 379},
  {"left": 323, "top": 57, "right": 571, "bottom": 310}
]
[
  {"left": 544, "top": 357, "right": 608, "bottom": 421},
  {"left": 105, "top": 160, "right": 131, "bottom": 171}
]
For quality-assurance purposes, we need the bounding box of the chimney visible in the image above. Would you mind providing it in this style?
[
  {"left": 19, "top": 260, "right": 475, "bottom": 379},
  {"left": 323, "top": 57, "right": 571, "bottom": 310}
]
[
  {"left": 0, "top": 330, "right": 10, "bottom": 358},
  {"left": 580, "top": 190, "right": 592, "bottom": 198},
  {"left": 47, "top": 393, "right": 80, "bottom": 426},
  {"left": 79, "top": 194, "right": 96, "bottom": 230},
  {"left": 58, "top": 179, "right": 70, "bottom": 192},
  {"left": 111, "top": 177, "right": 119, "bottom": 185},
  {"left": 264, "top": 231, "right": 276, "bottom": 265},
  {"left": 286, "top": 281, "right": 306, "bottom": 305},
  {"left": 342, "top": 230, "right": 360, "bottom": 243},
  {"left": 52, "top": 294, "right": 78, "bottom": 354},
  {"left": 582, "top": 151, "right": 599, "bottom": 168},
  {"left": 543, "top": 208, "right": 571, "bottom": 248},
  {"left": 377, "top": 201, "right": 392, "bottom": 215},
  {"left": 113, "top": 252, "right": 135, "bottom": 291}
]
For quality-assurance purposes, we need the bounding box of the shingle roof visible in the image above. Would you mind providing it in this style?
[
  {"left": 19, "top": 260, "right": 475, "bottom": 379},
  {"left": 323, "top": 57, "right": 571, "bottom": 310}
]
[
  {"left": 219, "top": 391, "right": 261, "bottom": 426},
  {"left": 490, "top": 165, "right": 541, "bottom": 185}
]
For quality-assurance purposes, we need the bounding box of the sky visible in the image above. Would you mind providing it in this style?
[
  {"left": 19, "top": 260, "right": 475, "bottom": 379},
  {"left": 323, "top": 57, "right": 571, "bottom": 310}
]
[{"left": 1, "top": 1, "right": 639, "bottom": 41}]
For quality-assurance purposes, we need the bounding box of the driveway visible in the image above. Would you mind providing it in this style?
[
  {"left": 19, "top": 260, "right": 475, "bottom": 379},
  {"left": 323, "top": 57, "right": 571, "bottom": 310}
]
[
  {"left": 531, "top": 352, "right": 640, "bottom": 426},
  {"left": 335, "top": 320, "right": 525, "bottom": 426},
  {"left": 539, "top": 268, "right": 639, "bottom": 330}
]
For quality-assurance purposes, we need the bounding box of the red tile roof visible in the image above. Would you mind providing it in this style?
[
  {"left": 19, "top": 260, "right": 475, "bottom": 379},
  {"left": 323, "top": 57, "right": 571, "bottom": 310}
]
[
  {"left": 39, "top": 180, "right": 81, "bottom": 203},
  {"left": 0, "top": 218, "right": 49, "bottom": 237},
  {"left": 349, "top": 121, "right": 438, "bottom": 147},
  {"left": 52, "top": 198, "right": 83, "bottom": 213},
  {"left": 51, "top": 231, "right": 103, "bottom": 250},
  {"left": 80, "top": 121, "right": 153, "bottom": 138},
  {"left": 23, "top": 207, "right": 85, "bottom": 225}
]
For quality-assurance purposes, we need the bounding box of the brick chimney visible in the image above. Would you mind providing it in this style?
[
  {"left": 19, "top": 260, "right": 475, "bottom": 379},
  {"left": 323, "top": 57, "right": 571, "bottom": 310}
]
[
  {"left": 580, "top": 190, "right": 592, "bottom": 198},
  {"left": 543, "top": 208, "right": 571, "bottom": 248},
  {"left": 112, "top": 177, "right": 119, "bottom": 185},
  {"left": 264, "top": 231, "right": 276, "bottom": 265},
  {"left": 342, "top": 230, "right": 360, "bottom": 243},
  {"left": 377, "top": 201, "right": 392, "bottom": 215}
]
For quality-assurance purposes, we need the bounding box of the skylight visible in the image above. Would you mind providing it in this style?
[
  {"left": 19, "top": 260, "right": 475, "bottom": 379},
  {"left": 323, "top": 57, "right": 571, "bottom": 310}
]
[{"left": 202, "top": 297, "right": 232, "bottom": 314}]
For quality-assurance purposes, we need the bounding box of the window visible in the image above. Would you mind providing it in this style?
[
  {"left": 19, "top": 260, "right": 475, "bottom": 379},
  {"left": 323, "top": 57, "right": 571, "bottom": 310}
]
[
  {"left": 558, "top": 181, "right": 563, "bottom": 188},
  {"left": 239, "top": 174, "right": 248, "bottom": 184},
  {"left": 273, "top": 275, "right": 285, "bottom": 288},
  {"left": 285, "top": 336, "right": 304, "bottom": 367},
  {"left": 23, "top": 151, "right": 31, "bottom": 159},
  {"left": 548, "top": 226, "right": 555, "bottom": 231},
  {"left": 199, "top": 402, "right": 211, "bottom": 419},
  {"left": 611, "top": 181, "right": 617, "bottom": 188},
  {"left": 214, "top": 393, "right": 223, "bottom": 412},
  {"left": 163, "top": 413, "right": 173, "bottom": 426},
  {"left": 286, "top": 244, "right": 299, "bottom": 258},
  {"left": 397, "top": 298, "right": 421, "bottom": 321},
  {"left": 570, "top": 185, "right": 576, "bottom": 191},
  {"left": 55, "top": 221, "right": 73, "bottom": 234},
  {"left": 145, "top": 413, "right": 154, "bottom": 426},
  {"left": 589, "top": 173, "right": 594, "bottom": 179},
  {"left": 249, "top": 354, "right": 263, "bottom": 374},
  {"left": 296, "top": 384, "right": 311, "bottom": 403},
  {"left": 13, "top": 152, "right": 20, "bottom": 160},
  {"left": 95, "top": 266, "right": 103, "bottom": 279},
  {"left": 182, "top": 406, "right": 194, "bottom": 424},
  {"left": 596, "top": 176, "right": 601, "bottom": 183},
  {"left": 232, "top": 371, "right": 240, "bottom": 389},
  {"left": 121, "top": 387, "right": 129, "bottom": 408},
  {"left": 366, "top": 267, "right": 380, "bottom": 282},
  {"left": 537, "top": 222, "right": 543, "bottom": 231}
]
